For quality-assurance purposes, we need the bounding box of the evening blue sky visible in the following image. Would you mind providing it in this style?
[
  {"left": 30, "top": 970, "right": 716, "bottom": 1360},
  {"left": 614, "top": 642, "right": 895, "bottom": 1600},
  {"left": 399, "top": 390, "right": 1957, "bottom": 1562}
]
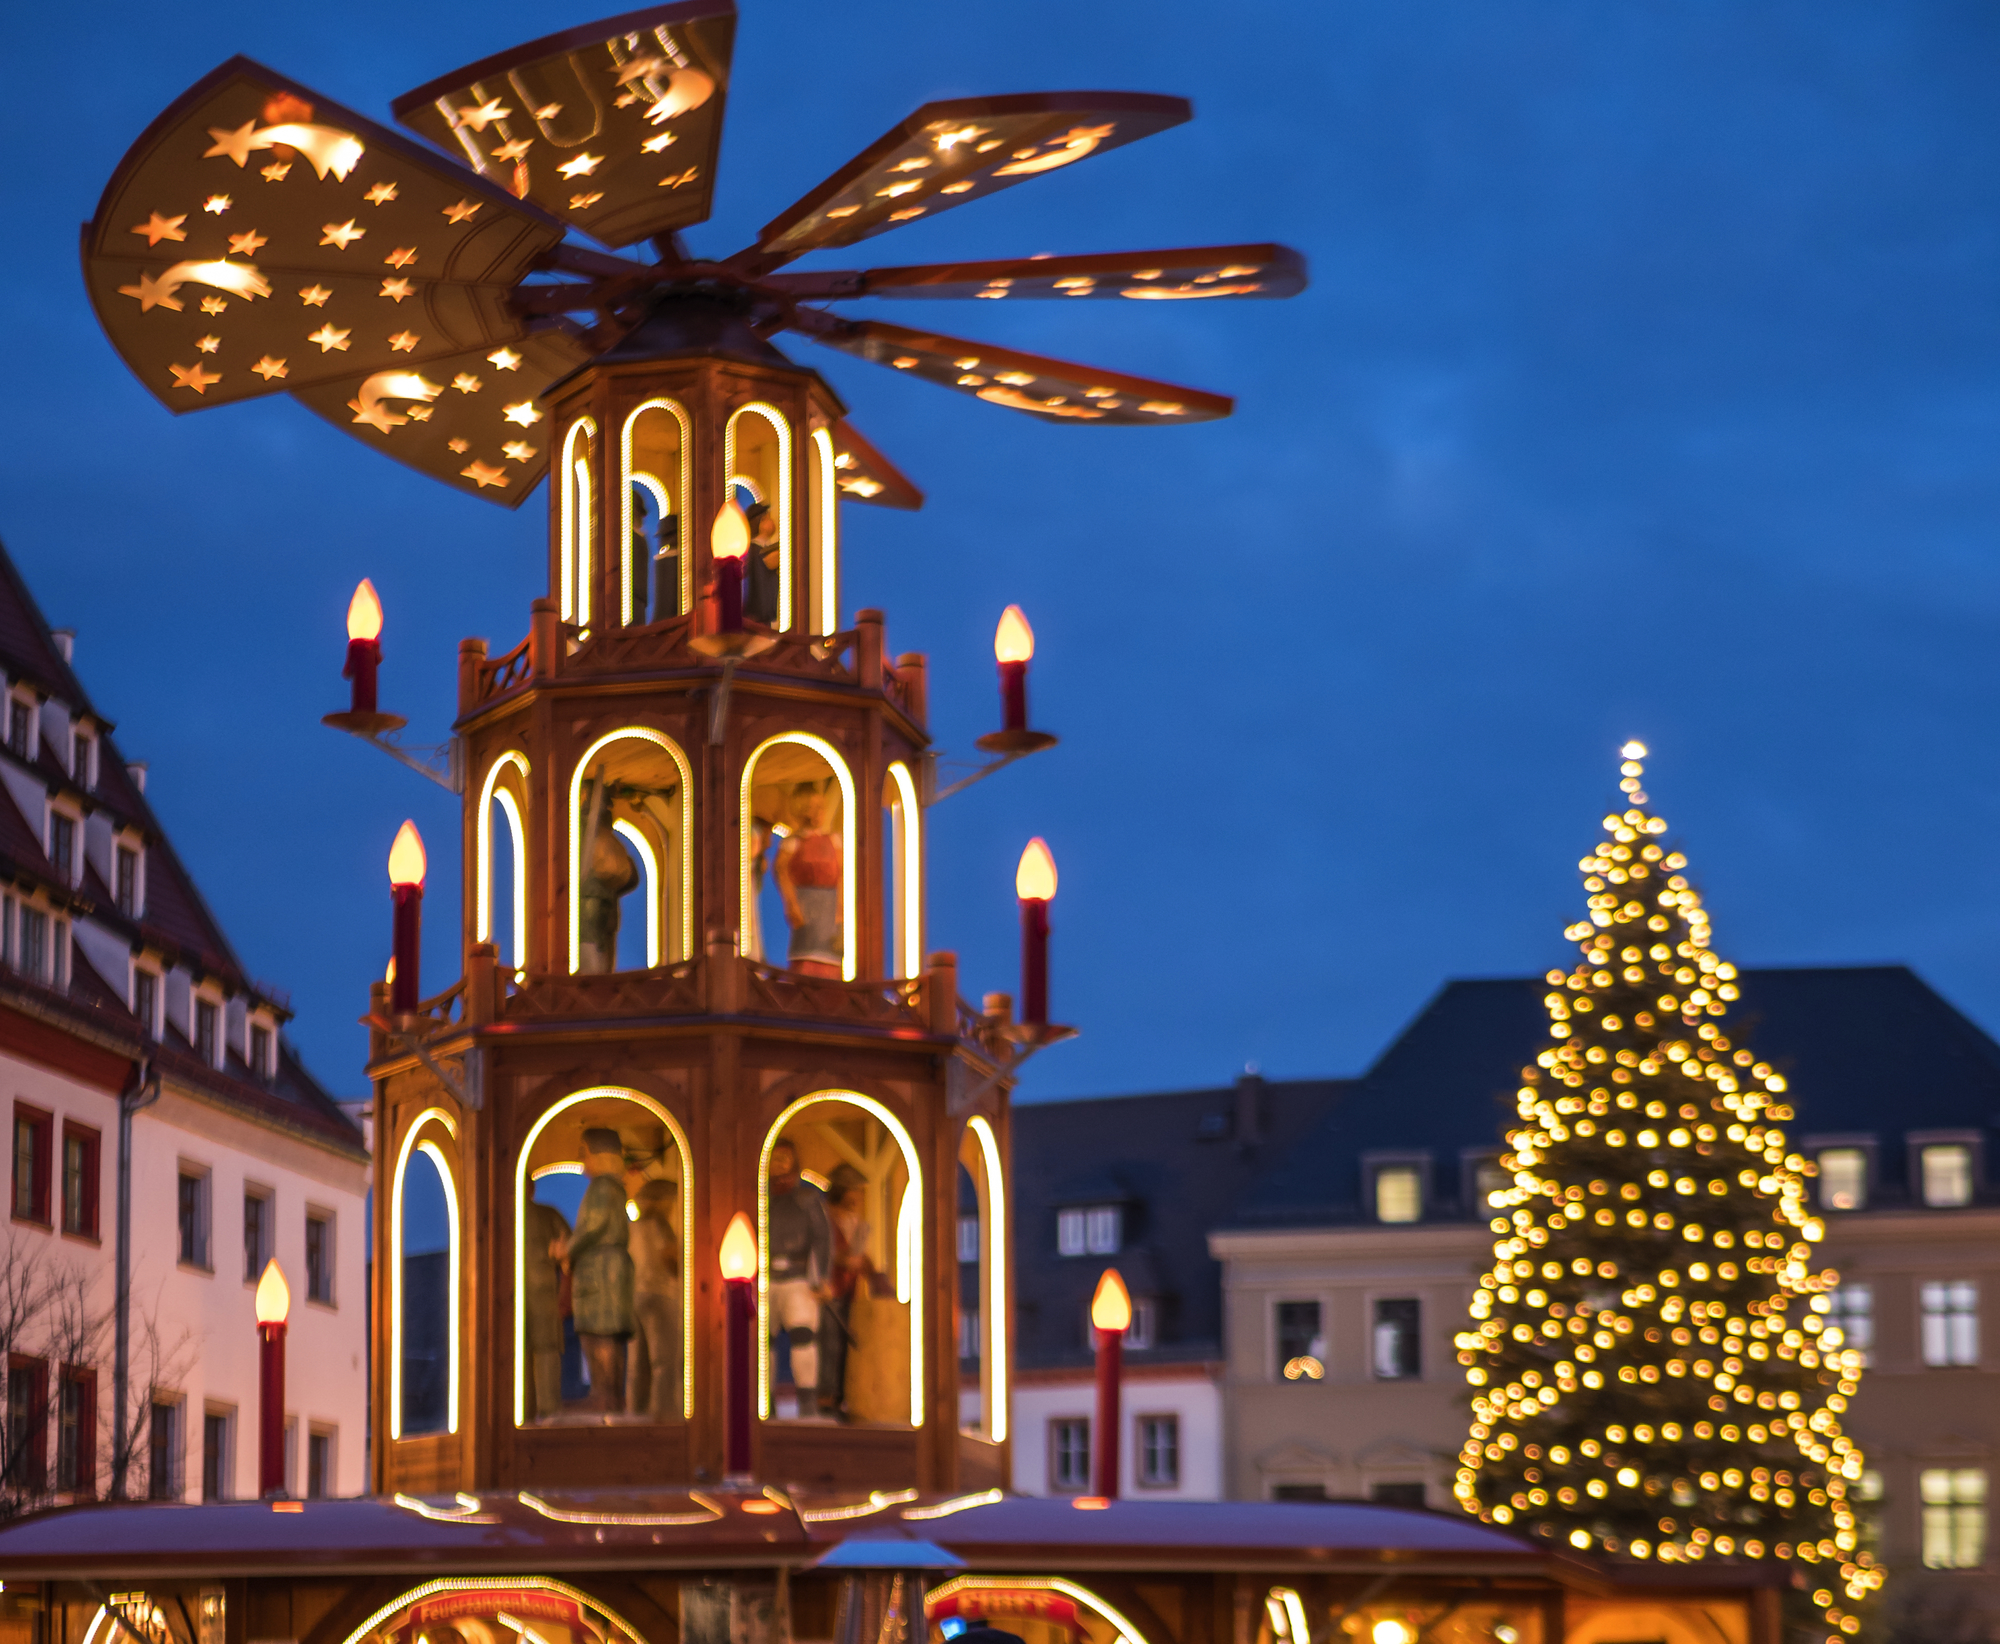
[{"left": 6, "top": 2, "right": 2000, "bottom": 1101}]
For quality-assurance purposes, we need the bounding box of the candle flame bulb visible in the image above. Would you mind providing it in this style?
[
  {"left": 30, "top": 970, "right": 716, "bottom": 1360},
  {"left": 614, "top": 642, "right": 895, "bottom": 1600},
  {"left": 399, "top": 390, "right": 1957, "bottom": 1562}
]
[
  {"left": 387, "top": 820, "right": 426, "bottom": 887},
  {"left": 1091, "top": 1267, "right": 1131, "bottom": 1332},
  {"left": 1621, "top": 740, "right": 1647, "bottom": 760},
  {"left": 711, "top": 500, "right": 750, "bottom": 561},
  {"left": 1016, "top": 837, "right": 1058, "bottom": 902},
  {"left": 346, "top": 579, "right": 383, "bottom": 642},
  {"left": 255, "top": 1258, "right": 291, "bottom": 1326},
  {"left": 994, "top": 604, "right": 1035, "bottom": 663},
  {"left": 719, "top": 1211, "right": 757, "bottom": 1280}
]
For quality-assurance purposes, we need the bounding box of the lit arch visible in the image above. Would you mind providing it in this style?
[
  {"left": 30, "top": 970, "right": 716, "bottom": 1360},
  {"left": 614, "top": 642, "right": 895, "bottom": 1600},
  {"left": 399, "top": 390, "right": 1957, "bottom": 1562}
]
[
  {"left": 560, "top": 416, "right": 598, "bottom": 629},
  {"left": 885, "top": 760, "right": 922, "bottom": 980},
  {"left": 809, "top": 425, "right": 838, "bottom": 635},
  {"left": 740, "top": 731, "right": 857, "bottom": 980},
  {"left": 476, "top": 751, "right": 529, "bottom": 974},
  {"left": 390, "top": 1107, "right": 460, "bottom": 1440},
  {"left": 925, "top": 1578, "right": 1150, "bottom": 1644},
  {"left": 335, "top": 1578, "right": 651, "bottom": 1644},
  {"left": 621, "top": 397, "right": 692, "bottom": 624},
  {"left": 965, "top": 1114, "right": 1007, "bottom": 1442},
  {"left": 567, "top": 728, "right": 694, "bottom": 973},
  {"left": 513, "top": 1087, "right": 694, "bottom": 1426},
  {"left": 724, "top": 402, "right": 794, "bottom": 629},
  {"left": 759, "top": 1090, "right": 922, "bottom": 1425},
  {"left": 611, "top": 818, "right": 660, "bottom": 967}
]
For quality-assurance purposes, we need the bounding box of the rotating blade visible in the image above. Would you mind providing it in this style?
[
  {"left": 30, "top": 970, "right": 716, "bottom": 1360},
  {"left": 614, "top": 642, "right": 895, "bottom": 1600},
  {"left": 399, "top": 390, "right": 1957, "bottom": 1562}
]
[
  {"left": 288, "top": 329, "right": 592, "bottom": 508},
  {"left": 767, "top": 244, "right": 1307, "bottom": 304},
  {"left": 85, "top": 57, "right": 566, "bottom": 413},
  {"left": 791, "top": 313, "right": 1230, "bottom": 426},
  {"left": 393, "top": 0, "right": 734, "bottom": 250},
  {"left": 742, "top": 92, "right": 1190, "bottom": 271},
  {"left": 831, "top": 420, "right": 922, "bottom": 510}
]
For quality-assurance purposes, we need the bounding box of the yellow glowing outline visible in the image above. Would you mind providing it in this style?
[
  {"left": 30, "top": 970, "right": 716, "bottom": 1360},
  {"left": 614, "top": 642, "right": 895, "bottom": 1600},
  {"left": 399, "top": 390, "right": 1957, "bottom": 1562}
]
[
  {"left": 885, "top": 762, "right": 922, "bottom": 981},
  {"left": 759, "top": 1091, "right": 922, "bottom": 1425},
  {"left": 801, "top": 1487, "right": 921, "bottom": 1522},
  {"left": 476, "top": 752, "right": 530, "bottom": 973},
  {"left": 925, "top": 1578, "right": 1148, "bottom": 1644},
  {"left": 740, "top": 732, "right": 856, "bottom": 981},
  {"left": 1269, "top": 1589, "right": 1307, "bottom": 1644},
  {"left": 810, "top": 426, "right": 838, "bottom": 635},
  {"left": 81, "top": 1608, "right": 108, "bottom": 1644},
  {"left": 337, "top": 1579, "right": 646, "bottom": 1644},
  {"left": 559, "top": 418, "right": 597, "bottom": 626},
  {"left": 568, "top": 729, "right": 693, "bottom": 973},
  {"left": 394, "top": 1491, "right": 496, "bottom": 1523},
  {"left": 967, "top": 1115, "right": 1008, "bottom": 1443},
  {"left": 903, "top": 1486, "right": 1003, "bottom": 1520},
  {"left": 389, "top": 1109, "right": 460, "bottom": 1440},
  {"left": 724, "top": 402, "right": 794, "bottom": 630},
  {"left": 610, "top": 819, "right": 660, "bottom": 967},
  {"left": 896, "top": 1182, "right": 918, "bottom": 1306},
  {"left": 620, "top": 399, "right": 693, "bottom": 624},
  {"left": 514, "top": 1088, "right": 693, "bottom": 1425},
  {"left": 518, "top": 1488, "right": 722, "bottom": 1526}
]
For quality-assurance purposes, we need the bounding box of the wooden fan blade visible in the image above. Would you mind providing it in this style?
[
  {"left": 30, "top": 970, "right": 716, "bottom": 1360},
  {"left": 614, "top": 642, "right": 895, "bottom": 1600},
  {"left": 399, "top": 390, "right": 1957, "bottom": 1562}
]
[
  {"left": 741, "top": 92, "right": 1190, "bottom": 272},
  {"left": 767, "top": 244, "right": 1308, "bottom": 303},
  {"left": 84, "top": 57, "right": 565, "bottom": 413},
  {"left": 791, "top": 313, "right": 1231, "bottom": 427},
  {"left": 831, "top": 420, "right": 923, "bottom": 510},
  {"left": 393, "top": 0, "right": 734, "bottom": 251},
  {"left": 287, "top": 330, "right": 592, "bottom": 508}
]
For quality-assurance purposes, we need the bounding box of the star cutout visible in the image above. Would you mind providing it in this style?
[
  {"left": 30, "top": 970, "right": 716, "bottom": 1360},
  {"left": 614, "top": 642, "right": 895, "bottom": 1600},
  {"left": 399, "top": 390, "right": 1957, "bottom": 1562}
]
[
  {"left": 252, "top": 356, "right": 288, "bottom": 380},
  {"left": 614, "top": 89, "right": 643, "bottom": 109},
  {"left": 384, "top": 247, "right": 418, "bottom": 269},
  {"left": 200, "top": 296, "right": 229, "bottom": 315},
  {"left": 461, "top": 460, "right": 509, "bottom": 489},
  {"left": 261, "top": 161, "right": 291, "bottom": 182},
  {"left": 451, "top": 373, "right": 482, "bottom": 393},
  {"left": 455, "top": 98, "right": 512, "bottom": 132},
  {"left": 488, "top": 347, "right": 522, "bottom": 370},
  {"left": 203, "top": 195, "right": 231, "bottom": 214},
  {"left": 388, "top": 330, "right": 420, "bottom": 352},
  {"left": 129, "top": 212, "right": 187, "bottom": 247},
  {"left": 658, "top": 167, "right": 699, "bottom": 190},
  {"left": 117, "top": 272, "right": 182, "bottom": 312},
  {"left": 363, "top": 182, "right": 399, "bottom": 205},
  {"left": 299, "top": 284, "right": 331, "bottom": 307},
  {"left": 502, "top": 400, "right": 541, "bottom": 425},
  {"left": 502, "top": 440, "right": 536, "bottom": 463},
  {"left": 204, "top": 122, "right": 257, "bottom": 165},
  {"left": 569, "top": 192, "right": 604, "bottom": 210},
  {"left": 534, "top": 103, "right": 562, "bottom": 120},
  {"left": 320, "top": 220, "right": 364, "bottom": 249},
  {"left": 556, "top": 153, "right": 603, "bottom": 179},
  {"left": 348, "top": 397, "right": 404, "bottom": 433},
  {"left": 641, "top": 133, "right": 677, "bottom": 154},
  {"left": 308, "top": 323, "right": 352, "bottom": 352},
  {"left": 447, "top": 437, "right": 469, "bottom": 453},
  {"left": 407, "top": 405, "right": 433, "bottom": 421},
  {"left": 490, "top": 138, "right": 533, "bottom": 163},
  {"left": 379, "top": 277, "right": 415, "bottom": 302},
  {"left": 169, "top": 362, "right": 220, "bottom": 394},
  {"left": 443, "top": 199, "right": 482, "bottom": 223},
  {"left": 195, "top": 335, "right": 221, "bottom": 354},
  {"left": 227, "top": 229, "right": 267, "bottom": 256}
]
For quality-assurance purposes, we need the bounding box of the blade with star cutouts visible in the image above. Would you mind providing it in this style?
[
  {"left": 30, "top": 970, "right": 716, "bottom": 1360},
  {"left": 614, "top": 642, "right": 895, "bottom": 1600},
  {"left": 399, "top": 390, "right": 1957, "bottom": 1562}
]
[
  {"left": 392, "top": 0, "right": 734, "bottom": 251},
  {"left": 765, "top": 243, "right": 1308, "bottom": 304},
  {"left": 738, "top": 92, "right": 1190, "bottom": 273},
  {"left": 287, "top": 330, "right": 592, "bottom": 508},
  {"left": 85, "top": 57, "right": 568, "bottom": 413},
  {"left": 831, "top": 420, "right": 922, "bottom": 510},
  {"left": 791, "top": 312, "right": 1231, "bottom": 427}
]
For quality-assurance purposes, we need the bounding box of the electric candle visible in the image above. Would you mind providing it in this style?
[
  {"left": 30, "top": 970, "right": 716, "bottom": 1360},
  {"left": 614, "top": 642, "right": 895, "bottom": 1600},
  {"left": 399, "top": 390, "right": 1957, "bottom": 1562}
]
[
  {"left": 388, "top": 820, "right": 426, "bottom": 1015},
  {"left": 1091, "top": 1267, "right": 1130, "bottom": 1499},
  {"left": 994, "top": 604, "right": 1034, "bottom": 733},
  {"left": 719, "top": 1211, "right": 757, "bottom": 1478},
  {"left": 344, "top": 579, "right": 383, "bottom": 715},
  {"left": 711, "top": 500, "right": 750, "bottom": 633},
  {"left": 1016, "top": 837, "right": 1057, "bottom": 1027},
  {"left": 255, "top": 1258, "right": 290, "bottom": 1497}
]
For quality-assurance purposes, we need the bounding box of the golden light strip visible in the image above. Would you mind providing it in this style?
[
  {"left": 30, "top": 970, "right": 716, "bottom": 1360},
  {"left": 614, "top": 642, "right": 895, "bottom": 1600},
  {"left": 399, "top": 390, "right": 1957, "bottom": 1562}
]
[
  {"left": 800, "top": 1487, "right": 920, "bottom": 1522},
  {"left": 967, "top": 1115, "right": 1008, "bottom": 1443},
  {"left": 417, "top": 1139, "right": 463, "bottom": 1434},
  {"left": 337, "top": 1578, "right": 646, "bottom": 1644},
  {"left": 476, "top": 752, "right": 530, "bottom": 972},
  {"left": 724, "top": 402, "right": 794, "bottom": 630},
  {"left": 922, "top": 1578, "right": 1148, "bottom": 1644},
  {"left": 885, "top": 761, "right": 922, "bottom": 980},
  {"left": 567, "top": 728, "right": 694, "bottom": 972},
  {"left": 739, "top": 732, "right": 857, "bottom": 980},
  {"left": 389, "top": 1108, "right": 459, "bottom": 1441},
  {"left": 610, "top": 820, "right": 661, "bottom": 967},
  {"left": 811, "top": 425, "right": 838, "bottom": 635},
  {"left": 620, "top": 399, "right": 693, "bottom": 623},
  {"left": 517, "top": 1489, "right": 722, "bottom": 1526},
  {"left": 902, "top": 1486, "right": 1002, "bottom": 1520},
  {"left": 393, "top": 1492, "right": 497, "bottom": 1523}
]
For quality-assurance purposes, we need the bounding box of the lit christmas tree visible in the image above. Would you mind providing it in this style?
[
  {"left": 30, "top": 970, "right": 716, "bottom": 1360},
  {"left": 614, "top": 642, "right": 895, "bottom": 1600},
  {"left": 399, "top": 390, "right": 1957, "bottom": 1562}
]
[{"left": 1453, "top": 743, "right": 1883, "bottom": 1641}]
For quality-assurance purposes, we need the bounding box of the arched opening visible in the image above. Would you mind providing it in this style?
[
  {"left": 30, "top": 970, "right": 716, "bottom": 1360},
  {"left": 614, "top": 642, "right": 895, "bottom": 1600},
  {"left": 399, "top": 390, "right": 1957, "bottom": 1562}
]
[
  {"left": 514, "top": 1087, "right": 693, "bottom": 1427},
  {"left": 883, "top": 761, "right": 922, "bottom": 981},
  {"left": 760, "top": 1092, "right": 922, "bottom": 1426},
  {"left": 477, "top": 752, "right": 529, "bottom": 976},
  {"left": 725, "top": 403, "right": 793, "bottom": 630},
  {"left": 808, "top": 425, "right": 838, "bottom": 636},
  {"left": 622, "top": 399, "right": 691, "bottom": 625},
  {"left": 960, "top": 1115, "right": 1008, "bottom": 1442},
  {"left": 924, "top": 1578, "right": 1151, "bottom": 1644},
  {"left": 560, "top": 417, "right": 598, "bottom": 634},
  {"left": 568, "top": 729, "right": 693, "bottom": 974},
  {"left": 334, "top": 1576, "right": 652, "bottom": 1644},
  {"left": 742, "top": 734, "right": 856, "bottom": 980},
  {"left": 390, "top": 1109, "right": 459, "bottom": 1439}
]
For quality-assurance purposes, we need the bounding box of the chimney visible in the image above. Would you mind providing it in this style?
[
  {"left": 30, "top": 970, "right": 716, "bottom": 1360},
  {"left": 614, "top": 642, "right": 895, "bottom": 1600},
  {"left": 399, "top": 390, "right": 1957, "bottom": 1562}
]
[
  {"left": 50, "top": 629, "right": 74, "bottom": 663},
  {"left": 127, "top": 761, "right": 147, "bottom": 794},
  {"left": 1235, "top": 1067, "right": 1265, "bottom": 1147}
]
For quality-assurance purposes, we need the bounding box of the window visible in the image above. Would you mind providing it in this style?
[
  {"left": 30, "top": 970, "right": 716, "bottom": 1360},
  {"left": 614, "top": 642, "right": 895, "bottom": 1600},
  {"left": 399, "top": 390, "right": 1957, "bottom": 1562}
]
[
  {"left": 5, "top": 699, "right": 27, "bottom": 757},
  {"left": 177, "top": 1169, "right": 210, "bottom": 1270},
  {"left": 73, "top": 732, "right": 92, "bottom": 788},
  {"left": 1086, "top": 1206, "right": 1121, "bottom": 1254},
  {"left": 957, "top": 1215, "right": 980, "bottom": 1263},
  {"left": 1125, "top": 1299, "right": 1156, "bottom": 1351},
  {"left": 133, "top": 969, "right": 158, "bottom": 1038},
  {"left": 249, "top": 1024, "right": 272, "bottom": 1082},
  {"left": 958, "top": 1308, "right": 981, "bottom": 1361},
  {"left": 1050, "top": 1417, "right": 1091, "bottom": 1492},
  {"left": 1373, "top": 1297, "right": 1422, "bottom": 1380},
  {"left": 1923, "top": 1145, "right": 1975, "bottom": 1208},
  {"left": 1057, "top": 1210, "right": 1085, "bottom": 1256},
  {"left": 61, "top": 1123, "right": 98, "bottom": 1238},
  {"left": 1371, "top": 1481, "right": 1428, "bottom": 1508},
  {"left": 306, "top": 1212, "right": 333, "bottom": 1304},
  {"left": 115, "top": 847, "right": 137, "bottom": 917},
  {"left": 1272, "top": 1483, "right": 1329, "bottom": 1502},
  {"left": 1828, "top": 1284, "right": 1873, "bottom": 1367},
  {"left": 1276, "top": 1300, "right": 1325, "bottom": 1380},
  {"left": 1375, "top": 1165, "right": 1422, "bottom": 1224},
  {"left": 48, "top": 814, "right": 75, "bottom": 884},
  {"left": 1922, "top": 1468, "right": 1987, "bottom": 1569},
  {"left": 201, "top": 1410, "right": 231, "bottom": 1502},
  {"left": 13, "top": 1105, "right": 51, "bottom": 1224},
  {"left": 307, "top": 1429, "right": 332, "bottom": 1499},
  {"left": 18, "top": 907, "right": 47, "bottom": 982},
  {"left": 1923, "top": 1281, "right": 1979, "bottom": 1367},
  {"left": 51, "top": 921, "right": 67, "bottom": 990},
  {"left": 1856, "top": 1469, "right": 1885, "bottom": 1502},
  {"left": 243, "top": 1190, "right": 270, "bottom": 1283},
  {"left": 8, "top": 1357, "right": 48, "bottom": 1493},
  {"left": 1138, "top": 1415, "right": 1179, "bottom": 1487},
  {"left": 1473, "top": 1158, "right": 1509, "bottom": 1210},
  {"left": 1819, "top": 1147, "right": 1868, "bottom": 1211},
  {"left": 147, "top": 1399, "right": 181, "bottom": 1500},
  {"left": 194, "top": 999, "right": 218, "bottom": 1067},
  {"left": 55, "top": 1369, "right": 93, "bottom": 1496}
]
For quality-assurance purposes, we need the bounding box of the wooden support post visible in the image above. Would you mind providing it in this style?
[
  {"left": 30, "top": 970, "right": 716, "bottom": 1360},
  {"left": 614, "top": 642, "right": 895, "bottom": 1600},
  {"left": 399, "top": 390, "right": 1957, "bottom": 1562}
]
[
  {"left": 457, "top": 638, "right": 486, "bottom": 715},
  {"left": 529, "top": 598, "right": 560, "bottom": 679},
  {"left": 925, "top": 950, "right": 959, "bottom": 1036}
]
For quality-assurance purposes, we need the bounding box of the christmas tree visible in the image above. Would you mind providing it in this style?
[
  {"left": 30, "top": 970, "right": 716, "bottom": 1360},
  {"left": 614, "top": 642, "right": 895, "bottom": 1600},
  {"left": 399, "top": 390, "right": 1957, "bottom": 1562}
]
[{"left": 1452, "top": 743, "right": 1883, "bottom": 1641}]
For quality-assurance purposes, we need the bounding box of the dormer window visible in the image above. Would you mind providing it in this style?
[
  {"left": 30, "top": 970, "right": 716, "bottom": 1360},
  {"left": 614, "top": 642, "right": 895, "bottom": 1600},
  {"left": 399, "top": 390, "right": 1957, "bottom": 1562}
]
[
  {"left": 5, "top": 698, "right": 28, "bottom": 757},
  {"left": 133, "top": 968, "right": 159, "bottom": 1039},
  {"left": 115, "top": 846, "right": 138, "bottom": 918},
  {"left": 1819, "top": 1147, "right": 1869, "bottom": 1211},
  {"left": 1057, "top": 1204, "right": 1122, "bottom": 1257},
  {"left": 1922, "top": 1144, "right": 1975, "bottom": 1208},
  {"left": 1374, "top": 1165, "right": 1423, "bottom": 1224},
  {"left": 194, "top": 999, "right": 219, "bottom": 1068},
  {"left": 71, "top": 730, "right": 93, "bottom": 788},
  {"left": 48, "top": 813, "right": 76, "bottom": 885},
  {"left": 249, "top": 1023, "right": 273, "bottom": 1082}
]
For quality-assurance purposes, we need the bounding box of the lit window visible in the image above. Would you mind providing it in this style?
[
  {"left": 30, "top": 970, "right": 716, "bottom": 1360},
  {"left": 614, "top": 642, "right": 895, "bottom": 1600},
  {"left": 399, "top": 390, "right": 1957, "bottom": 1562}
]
[
  {"left": 1922, "top": 1281, "right": 1978, "bottom": 1367},
  {"left": 1474, "top": 1159, "right": 1509, "bottom": 1209},
  {"left": 1057, "top": 1209, "right": 1085, "bottom": 1256},
  {"left": 1138, "top": 1415, "right": 1179, "bottom": 1487},
  {"left": 1050, "top": 1417, "right": 1090, "bottom": 1492},
  {"left": 1922, "top": 1468, "right": 1987, "bottom": 1569},
  {"left": 1856, "top": 1469, "right": 1885, "bottom": 1501},
  {"left": 1373, "top": 1297, "right": 1422, "bottom": 1380},
  {"left": 1086, "top": 1206, "right": 1121, "bottom": 1254},
  {"left": 1276, "top": 1299, "right": 1324, "bottom": 1381},
  {"left": 1828, "top": 1284, "right": 1873, "bottom": 1367},
  {"left": 1923, "top": 1145, "right": 1974, "bottom": 1208},
  {"left": 1375, "top": 1165, "right": 1422, "bottom": 1224},
  {"left": 1819, "top": 1148, "right": 1868, "bottom": 1211}
]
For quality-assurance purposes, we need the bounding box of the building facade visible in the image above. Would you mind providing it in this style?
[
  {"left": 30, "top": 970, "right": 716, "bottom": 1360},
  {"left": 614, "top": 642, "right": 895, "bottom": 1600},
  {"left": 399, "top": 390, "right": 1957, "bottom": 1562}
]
[{"left": 0, "top": 540, "right": 368, "bottom": 1504}]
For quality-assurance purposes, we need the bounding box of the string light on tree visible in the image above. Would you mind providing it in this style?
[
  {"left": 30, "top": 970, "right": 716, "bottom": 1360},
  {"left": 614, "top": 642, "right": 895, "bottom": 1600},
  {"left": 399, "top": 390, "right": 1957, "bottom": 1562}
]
[{"left": 1453, "top": 742, "right": 1883, "bottom": 1644}]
